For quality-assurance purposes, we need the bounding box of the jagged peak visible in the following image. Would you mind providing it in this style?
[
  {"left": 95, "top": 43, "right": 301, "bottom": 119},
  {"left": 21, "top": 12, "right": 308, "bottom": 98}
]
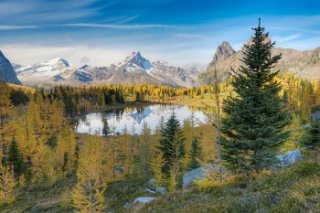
[
  {"left": 216, "top": 41, "right": 235, "bottom": 56},
  {"left": 123, "top": 51, "right": 152, "bottom": 70},
  {"left": 210, "top": 41, "right": 236, "bottom": 65},
  {"left": 125, "top": 51, "right": 143, "bottom": 62}
]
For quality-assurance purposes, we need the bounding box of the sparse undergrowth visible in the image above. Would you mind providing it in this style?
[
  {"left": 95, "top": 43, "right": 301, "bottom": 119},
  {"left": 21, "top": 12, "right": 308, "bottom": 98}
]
[
  {"left": 0, "top": 176, "right": 76, "bottom": 213},
  {"left": 1, "top": 150, "right": 319, "bottom": 213},
  {"left": 140, "top": 149, "right": 320, "bottom": 213}
]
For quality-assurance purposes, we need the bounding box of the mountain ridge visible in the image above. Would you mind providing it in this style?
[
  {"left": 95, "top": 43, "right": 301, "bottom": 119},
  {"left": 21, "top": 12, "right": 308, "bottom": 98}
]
[
  {"left": 202, "top": 41, "right": 320, "bottom": 82},
  {"left": 15, "top": 51, "right": 200, "bottom": 87}
]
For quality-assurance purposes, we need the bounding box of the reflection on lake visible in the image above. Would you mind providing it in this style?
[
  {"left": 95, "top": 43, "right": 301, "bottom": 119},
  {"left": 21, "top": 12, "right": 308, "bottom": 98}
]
[{"left": 76, "top": 104, "right": 209, "bottom": 135}]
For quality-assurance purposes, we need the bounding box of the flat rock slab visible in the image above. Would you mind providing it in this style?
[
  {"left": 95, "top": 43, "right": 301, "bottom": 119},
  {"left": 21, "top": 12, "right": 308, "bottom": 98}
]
[{"left": 133, "top": 197, "right": 156, "bottom": 204}]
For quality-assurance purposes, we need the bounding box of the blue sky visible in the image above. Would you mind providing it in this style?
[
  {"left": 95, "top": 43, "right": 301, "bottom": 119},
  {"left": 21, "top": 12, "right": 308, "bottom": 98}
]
[{"left": 0, "top": 0, "right": 319, "bottom": 67}]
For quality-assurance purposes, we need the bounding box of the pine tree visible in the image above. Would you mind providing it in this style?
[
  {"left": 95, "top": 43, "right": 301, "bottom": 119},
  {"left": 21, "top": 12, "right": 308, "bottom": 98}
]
[
  {"left": 167, "top": 167, "right": 178, "bottom": 192},
  {"left": 188, "top": 137, "right": 203, "bottom": 170},
  {"left": 0, "top": 164, "right": 16, "bottom": 204},
  {"left": 159, "top": 113, "right": 186, "bottom": 174},
  {"left": 72, "top": 136, "right": 110, "bottom": 213},
  {"left": 137, "top": 122, "right": 152, "bottom": 178},
  {"left": 300, "top": 81, "right": 314, "bottom": 124},
  {"left": 7, "top": 137, "right": 24, "bottom": 177},
  {"left": 0, "top": 83, "right": 15, "bottom": 162},
  {"left": 150, "top": 151, "right": 164, "bottom": 186},
  {"left": 300, "top": 120, "right": 320, "bottom": 147},
  {"left": 221, "top": 20, "right": 290, "bottom": 173}
]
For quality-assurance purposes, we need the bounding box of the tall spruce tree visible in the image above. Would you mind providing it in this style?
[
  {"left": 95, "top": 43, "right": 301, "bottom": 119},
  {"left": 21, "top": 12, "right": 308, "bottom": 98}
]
[
  {"left": 221, "top": 20, "right": 290, "bottom": 173},
  {"left": 7, "top": 138, "right": 24, "bottom": 177},
  {"left": 188, "top": 137, "right": 203, "bottom": 170},
  {"left": 159, "top": 113, "right": 186, "bottom": 174},
  {"left": 300, "top": 120, "right": 320, "bottom": 147}
]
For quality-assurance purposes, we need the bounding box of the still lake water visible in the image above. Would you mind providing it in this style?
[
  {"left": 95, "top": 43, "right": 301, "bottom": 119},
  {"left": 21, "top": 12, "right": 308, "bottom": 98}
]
[{"left": 76, "top": 104, "right": 209, "bottom": 135}]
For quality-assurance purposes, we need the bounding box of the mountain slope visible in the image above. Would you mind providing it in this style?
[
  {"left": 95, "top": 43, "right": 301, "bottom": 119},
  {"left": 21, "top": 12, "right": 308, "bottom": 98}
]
[{"left": 0, "top": 51, "right": 21, "bottom": 85}]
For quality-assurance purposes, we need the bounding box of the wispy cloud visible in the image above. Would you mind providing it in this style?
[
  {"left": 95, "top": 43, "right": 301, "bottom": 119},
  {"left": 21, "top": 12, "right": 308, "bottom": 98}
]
[
  {"left": 0, "top": 0, "right": 104, "bottom": 24},
  {"left": 274, "top": 34, "right": 302, "bottom": 43},
  {"left": 113, "top": 16, "right": 141, "bottom": 24},
  {"left": 64, "top": 23, "right": 177, "bottom": 30},
  {"left": 0, "top": 25, "right": 39, "bottom": 30}
]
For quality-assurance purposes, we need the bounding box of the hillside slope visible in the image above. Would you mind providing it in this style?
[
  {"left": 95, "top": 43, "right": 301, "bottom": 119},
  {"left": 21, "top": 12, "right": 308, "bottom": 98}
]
[{"left": 141, "top": 150, "right": 320, "bottom": 213}]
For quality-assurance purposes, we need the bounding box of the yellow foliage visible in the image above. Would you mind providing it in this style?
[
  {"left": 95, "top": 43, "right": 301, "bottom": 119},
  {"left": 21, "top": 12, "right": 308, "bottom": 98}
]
[
  {"left": 194, "top": 171, "right": 235, "bottom": 192},
  {"left": 72, "top": 135, "right": 112, "bottom": 212},
  {"left": 150, "top": 151, "right": 164, "bottom": 187},
  {"left": 0, "top": 164, "right": 16, "bottom": 204}
]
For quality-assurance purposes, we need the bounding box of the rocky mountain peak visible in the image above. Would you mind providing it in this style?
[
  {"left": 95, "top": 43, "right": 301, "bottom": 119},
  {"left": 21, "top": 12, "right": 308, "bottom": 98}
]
[
  {"left": 124, "top": 51, "right": 152, "bottom": 70},
  {"left": 211, "top": 41, "right": 236, "bottom": 65}
]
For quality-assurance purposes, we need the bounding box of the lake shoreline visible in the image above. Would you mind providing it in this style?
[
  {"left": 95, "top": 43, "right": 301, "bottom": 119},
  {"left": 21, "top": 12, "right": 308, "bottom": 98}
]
[{"left": 75, "top": 103, "right": 209, "bottom": 136}]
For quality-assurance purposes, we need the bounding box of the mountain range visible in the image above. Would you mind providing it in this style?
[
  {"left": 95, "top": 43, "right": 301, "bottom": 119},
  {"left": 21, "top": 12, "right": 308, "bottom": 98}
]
[
  {"left": 14, "top": 51, "right": 200, "bottom": 87},
  {"left": 1, "top": 42, "right": 320, "bottom": 87}
]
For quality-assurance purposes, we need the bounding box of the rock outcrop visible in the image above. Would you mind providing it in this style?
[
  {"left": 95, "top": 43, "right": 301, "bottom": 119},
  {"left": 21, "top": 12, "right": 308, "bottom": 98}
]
[
  {"left": 276, "top": 150, "right": 302, "bottom": 167},
  {"left": 0, "top": 51, "right": 21, "bottom": 84}
]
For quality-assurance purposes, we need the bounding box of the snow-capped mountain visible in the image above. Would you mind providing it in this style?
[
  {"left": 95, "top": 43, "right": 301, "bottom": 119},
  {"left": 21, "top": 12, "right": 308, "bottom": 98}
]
[
  {"left": 102, "top": 51, "right": 161, "bottom": 85},
  {"left": 16, "top": 57, "right": 73, "bottom": 85},
  {"left": 15, "top": 51, "right": 200, "bottom": 87},
  {"left": 0, "top": 51, "right": 21, "bottom": 85},
  {"left": 122, "top": 51, "right": 152, "bottom": 71}
]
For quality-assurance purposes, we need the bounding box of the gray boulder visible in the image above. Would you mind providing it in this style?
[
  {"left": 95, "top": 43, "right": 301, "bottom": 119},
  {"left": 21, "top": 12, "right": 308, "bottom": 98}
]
[
  {"left": 276, "top": 150, "right": 302, "bottom": 167},
  {"left": 114, "top": 167, "right": 125, "bottom": 174},
  {"left": 147, "top": 178, "right": 156, "bottom": 187},
  {"left": 182, "top": 164, "right": 218, "bottom": 188},
  {"left": 133, "top": 197, "right": 155, "bottom": 204},
  {"left": 155, "top": 186, "right": 167, "bottom": 195},
  {"left": 312, "top": 111, "right": 320, "bottom": 122},
  {"left": 123, "top": 202, "right": 131, "bottom": 209}
]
